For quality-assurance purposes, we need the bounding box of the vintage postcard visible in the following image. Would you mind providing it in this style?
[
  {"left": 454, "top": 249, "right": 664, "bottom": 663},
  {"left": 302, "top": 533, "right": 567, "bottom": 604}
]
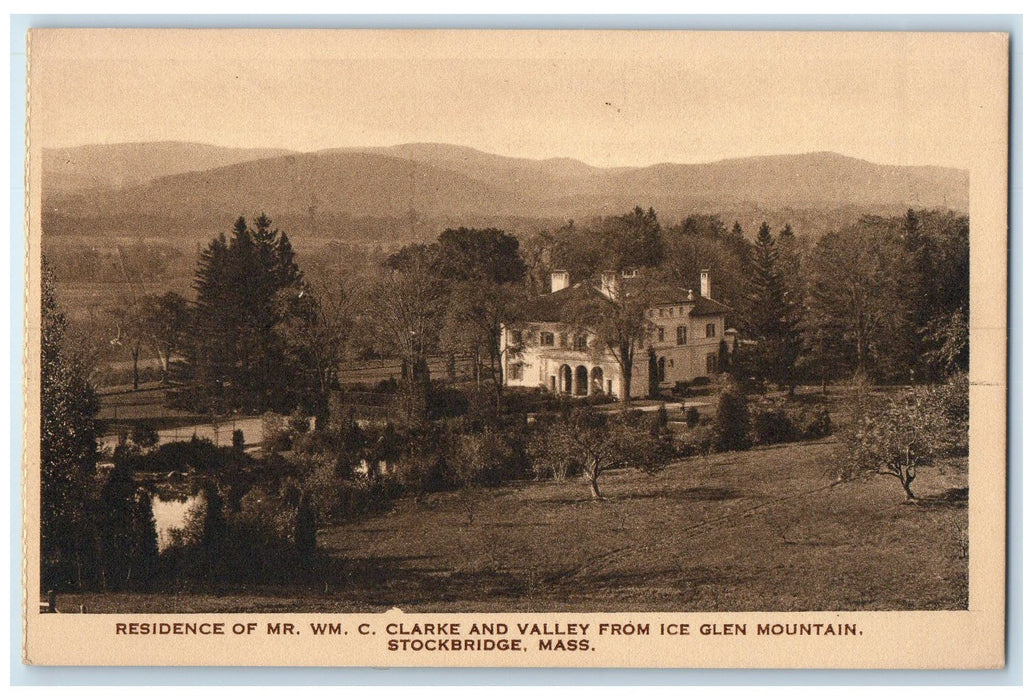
[{"left": 22, "top": 28, "right": 1008, "bottom": 668}]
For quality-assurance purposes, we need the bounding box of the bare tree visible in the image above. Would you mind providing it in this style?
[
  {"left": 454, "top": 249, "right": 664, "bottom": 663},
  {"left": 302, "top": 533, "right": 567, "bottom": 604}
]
[
  {"left": 137, "top": 292, "right": 190, "bottom": 383},
  {"left": 568, "top": 272, "right": 657, "bottom": 403},
  {"left": 274, "top": 278, "right": 354, "bottom": 405},
  {"left": 358, "top": 246, "right": 446, "bottom": 422}
]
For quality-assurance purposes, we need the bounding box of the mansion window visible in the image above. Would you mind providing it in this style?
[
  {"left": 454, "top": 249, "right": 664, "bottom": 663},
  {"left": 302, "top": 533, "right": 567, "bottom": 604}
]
[
  {"left": 540, "top": 331, "right": 555, "bottom": 346},
  {"left": 706, "top": 353, "right": 718, "bottom": 374},
  {"left": 657, "top": 326, "right": 665, "bottom": 342},
  {"left": 509, "top": 329, "right": 523, "bottom": 345},
  {"left": 676, "top": 325, "right": 688, "bottom": 345},
  {"left": 706, "top": 323, "right": 716, "bottom": 338},
  {"left": 559, "top": 333, "right": 569, "bottom": 348},
  {"left": 509, "top": 363, "right": 524, "bottom": 380},
  {"left": 574, "top": 335, "right": 588, "bottom": 351}
]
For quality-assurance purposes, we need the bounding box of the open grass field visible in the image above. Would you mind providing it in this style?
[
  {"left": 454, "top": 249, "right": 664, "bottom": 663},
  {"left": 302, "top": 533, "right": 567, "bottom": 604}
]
[{"left": 58, "top": 436, "right": 968, "bottom": 614}]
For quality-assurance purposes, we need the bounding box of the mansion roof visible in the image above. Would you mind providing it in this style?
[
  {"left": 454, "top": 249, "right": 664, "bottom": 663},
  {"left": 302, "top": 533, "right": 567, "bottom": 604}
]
[{"left": 520, "top": 278, "right": 733, "bottom": 325}]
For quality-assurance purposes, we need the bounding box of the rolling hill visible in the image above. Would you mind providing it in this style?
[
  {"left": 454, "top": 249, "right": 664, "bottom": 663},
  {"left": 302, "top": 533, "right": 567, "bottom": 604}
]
[
  {"left": 42, "top": 142, "right": 297, "bottom": 193},
  {"left": 41, "top": 142, "right": 968, "bottom": 242}
]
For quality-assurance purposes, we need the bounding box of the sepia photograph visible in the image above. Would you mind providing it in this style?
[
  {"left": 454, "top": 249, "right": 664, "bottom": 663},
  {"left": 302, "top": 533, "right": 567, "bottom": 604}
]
[{"left": 22, "top": 28, "right": 1008, "bottom": 668}]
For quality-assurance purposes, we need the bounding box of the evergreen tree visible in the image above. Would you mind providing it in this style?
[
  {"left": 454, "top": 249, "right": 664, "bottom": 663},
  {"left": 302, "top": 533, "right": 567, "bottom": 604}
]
[
  {"left": 96, "top": 464, "right": 137, "bottom": 590},
  {"left": 129, "top": 489, "right": 160, "bottom": 588},
  {"left": 744, "top": 223, "right": 803, "bottom": 392},
  {"left": 294, "top": 492, "right": 318, "bottom": 567},
  {"left": 550, "top": 206, "right": 665, "bottom": 279},
  {"left": 199, "top": 482, "right": 226, "bottom": 583},
  {"left": 714, "top": 382, "right": 752, "bottom": 451},
  {"left": 898, "top": 208, "right": 938, "bottom": 380},
  {"left": 40, "top": 259, "right": 99, "bottom": 590},
  {"left": 606, "top": 206, "right": 665, "bottom": 271},
  {"left": 647, "top": 349, "right": 660, "bottom": 397},
  {"left": 717, "top": 340, "right": 730, "bottom": 373},
  {"left": 727, "top": 220, "right": 752, "bottom": 262},
  {"left": 182, "top": 215, "right": 304, "bottom": 413}
]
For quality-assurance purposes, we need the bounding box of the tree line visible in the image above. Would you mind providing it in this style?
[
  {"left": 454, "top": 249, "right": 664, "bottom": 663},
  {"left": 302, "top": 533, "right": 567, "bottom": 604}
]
[{"left": 125, "top": 205, "right": 969, "bottom": 419}]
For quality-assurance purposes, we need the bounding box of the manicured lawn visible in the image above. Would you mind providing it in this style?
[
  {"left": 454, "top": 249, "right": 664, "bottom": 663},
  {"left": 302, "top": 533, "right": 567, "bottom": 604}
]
[{"left": 58, "top": 437, "right": 968, "bottom": 613}]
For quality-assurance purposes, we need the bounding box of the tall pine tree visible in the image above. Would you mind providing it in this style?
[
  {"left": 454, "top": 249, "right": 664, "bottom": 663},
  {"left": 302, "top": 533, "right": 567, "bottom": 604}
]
[
  {"left": 182, "top": 214, "right": 303, "bottom": 413},
  {"left": 744, "top": 223, "right": 803, "bottom": 392}
]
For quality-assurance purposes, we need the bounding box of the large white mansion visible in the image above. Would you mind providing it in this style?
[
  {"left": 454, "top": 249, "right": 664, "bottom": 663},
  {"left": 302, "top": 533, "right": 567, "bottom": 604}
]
[{"left": 500, "top": 269, "right": 734, "bottom": 399}]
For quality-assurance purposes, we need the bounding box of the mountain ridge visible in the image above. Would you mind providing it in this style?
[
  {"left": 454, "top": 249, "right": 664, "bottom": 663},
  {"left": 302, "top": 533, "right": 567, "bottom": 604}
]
[{"left": 41, "top": 141, "right": 969, "bottom": 242}]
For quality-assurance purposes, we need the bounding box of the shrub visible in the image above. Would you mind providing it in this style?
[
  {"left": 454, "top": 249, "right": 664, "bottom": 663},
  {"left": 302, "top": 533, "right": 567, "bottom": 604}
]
[
  {"left": 164, "top": 479, "right": 324, "bottom": 585},
  {"left": 450, "top": 427, "right": 528, "bottom": 487},
  {"left": 373, "top": 377, "right": 399, "bottom": 394},
  {"left": 223, "top": 486, "right": 300, "bottom": 582},
  {"left": 796, "top": 407, "right": 833, "bottom": 439},
  {"left": 526, "top": 419, "right": 576, "bottom": 481},
  {"left": 303, "top": 455, "right": 351, "bottom": 520},
  {"left": 288, "top": 408, "right": 311, "bottom": 436},
  {"left": 126, "top": 436, "right": 246, "bottom": 477},
  {"left": 714, "top": 383, "right": 752, "bottom": 451},
  {"left": 751, "top": 409, "right": 801, "bottom": 445},
  {"left": 427, "top": 384, "right": 470, "bottom": 419},
  {"left": 261, "top": 412, "right": 292, "bottom": 454},
  {"left": 385, "top": 423, "right": 449, "bottom": 494},
  {"left": 94, "top": 466, "right": 159, "bottom": 591},
  {"left": 676, "top": 423, "right": 715, "bottom": 457},
  {"left": 932, "top": 371, "right": 969, "bottom": 455},
  {"left": 654, "top": 404, "right": 669, "bottom": 430},
  {"left": 683, "top": 406, "right": 700, "bottom": 427},
  {"left": 389, "top": 453, "right": 438, "bottom": 494},
  {"left": 672, "top": 378, "right": 711, "bottom": 397},
  {"left": 129, "top": 423, "right": 159, "bottom": 450},
  {"left": 302, "top": 455, "right": 397, "bottom": 522}
]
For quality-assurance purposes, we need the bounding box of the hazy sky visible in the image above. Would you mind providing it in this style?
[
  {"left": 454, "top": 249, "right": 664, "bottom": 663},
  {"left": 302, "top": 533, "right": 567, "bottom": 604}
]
[{"left": 32, "top": 29, "right": 1003, "bottom": 169}]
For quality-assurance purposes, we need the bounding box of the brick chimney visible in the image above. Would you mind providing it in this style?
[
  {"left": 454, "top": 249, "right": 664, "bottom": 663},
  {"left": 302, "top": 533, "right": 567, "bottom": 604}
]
[
  {"left": 700, "top": 269, "right": 711, "bottom": 299},
  {"left": 550, "top": 270, "right": 570, "bottom": 293}
]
